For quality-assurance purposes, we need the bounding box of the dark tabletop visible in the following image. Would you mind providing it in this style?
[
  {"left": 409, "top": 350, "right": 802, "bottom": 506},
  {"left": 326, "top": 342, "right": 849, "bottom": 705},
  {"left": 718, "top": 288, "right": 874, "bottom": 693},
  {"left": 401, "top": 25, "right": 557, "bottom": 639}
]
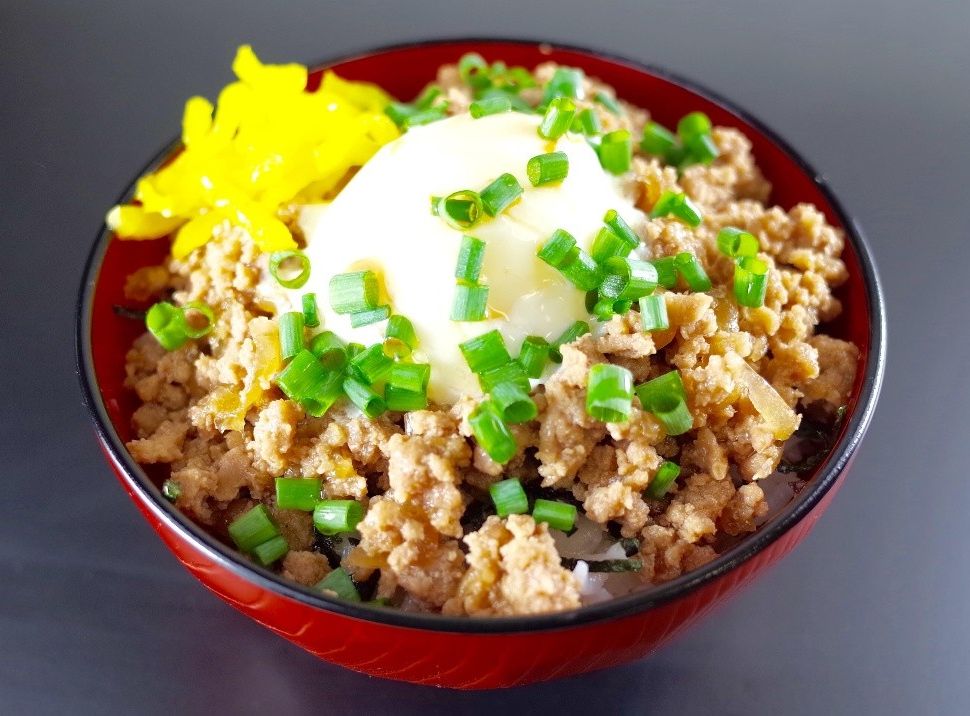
[{"left": 2, "top": 1, "right": 968, "bottom": 713}]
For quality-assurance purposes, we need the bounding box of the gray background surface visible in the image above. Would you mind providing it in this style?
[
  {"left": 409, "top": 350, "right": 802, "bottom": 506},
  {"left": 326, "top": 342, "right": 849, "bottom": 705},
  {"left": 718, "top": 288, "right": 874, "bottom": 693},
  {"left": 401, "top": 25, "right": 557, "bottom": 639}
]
[{"left": 2, "top": 1, "right": 967, "bottom": 714}]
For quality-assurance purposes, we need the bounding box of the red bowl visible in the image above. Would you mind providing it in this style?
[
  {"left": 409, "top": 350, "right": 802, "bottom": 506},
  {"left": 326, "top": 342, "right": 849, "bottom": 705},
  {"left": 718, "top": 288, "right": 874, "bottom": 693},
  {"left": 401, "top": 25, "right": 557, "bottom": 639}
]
[{"left": 76, "top": 39, "right": 886, "bottom": 689}]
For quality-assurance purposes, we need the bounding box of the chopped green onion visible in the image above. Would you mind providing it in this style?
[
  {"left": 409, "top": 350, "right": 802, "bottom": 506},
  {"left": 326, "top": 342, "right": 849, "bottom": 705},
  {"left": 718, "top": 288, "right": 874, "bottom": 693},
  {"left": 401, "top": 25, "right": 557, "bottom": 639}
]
[
  {"left": 301, "top": 293, "right": 320, "bottom": 328},
  {"left": 489, "top": 478, "right": 529, "bottom": 517},
  {"left": 542, "top": 67, "right": 584, "bottom": 103},
  {"left": 181, "top": 301, "right": 215, "bottom": 339},
  {"left": 641, "top": 121, "right": 678, "bottom": 156},
  {"left": 387, "top": 362, "right": 430, "bottom": 393},
  {"left": 458, "top": 52, "right": 491, "bottom": 89},
  {"left": 550, "top": 320, "right": 591, "bottom": 363},
  {"left": 597, "top": 129, "right": 632, "bottom": 174},
  {"left": 469, "top": 399, "right": 517, "bottom": 463},
  {"left": 470, "top": 95, "right": 512, "bottom": 118},
  {"left": 651, "top": 256, "right": 679, "bottom": 289},
  {"left": 278, "top": 311, "right": 305, "bottom": 361},
  {"left": 385, "top": 385, "right": 429, "bottom": 412},
  {"left": 649, "top": 191, "right": 703, "bottom": 227},
  {"left": 538, "top": 97, "right": 576, "bottom": 140},
  {"left": 479, "top": 360, "right": 531, "bottom": 393},
  {"left": 162, "top": 479, "right": 180, "bottom": 502},
  {"left": 517, "top": 336, "right": 550, "bottom": 378},
  {"left": 527, "top": 151, "right": 570, "bottom": 186},
  {"left": 329, "top": 271, "right": 379, "bottom": 314},
  {"left": 346, "top": 342, "right": 365, "bottom": 360},
  {"left": 228, "top": 504, "right": 279, "bottom": 553},
  {"left": 560, "top": 248, "right": 603, "bottom": 291},
  {"left": 594, "top": 90, "right": 621, "bottom": 115},
  {"left": 414, "top": 84, "right": 443, "bottom": 110},
  {"left": 455, "top": 235, "right": 486, "bottom": 283},
  {"left": 590, "top": 227, "right": 631, "bottom": 263},
  {"left": 636, "top": 370, "right": 693, "bottom": 436},
  {"left": 647, "top": 460, "right": 681, "bottom": 499},
  {"left": 603, "top": 209, "right": 641, "bottom": 251},
  {"left": 459, "top": 330, "right": 511, "bottom": 374},
  {"left": 145, "top": 301, "right": 189, "bottom": 351},
  {"left": 349, "top": 344, "right": 393, "bottom": 384},
  {"left": 586, "top": 363, "right": 635, "bottom": 423},
  {"left": 313, "top": 499, "right": 365, "bottom": 535},
  {"left": 404, "top": 107, "right": 447, "bottom": 128},
  {"left": 599, "top": 257, "right": 659, "bottom": 301},
  {"left": 717, "top": 227, "right": 759, "bottom": 259},
  {"left": 436, "top": 190, "right": 484, "bottom": 229},
  {"left": 638, "top": 295, "right": 669, "bottom": 331},
  {"left": 384, "top": 101, "right": 416, "bottom": 128},
  {"left": 252, "top": 534, "right": 288, "bottom": 566},
  {"left": 275, "top": 477, "right": 321, "bottom": 512},
  {"left": 677, "top": 111, "right": 713, "bottom": 141},
  {"left": 315, "top": 567, "right": 361, "bottom": 601},
  {"left": 684, "top": 133, "right": 719, "bottom": 165},
  {"left": 573, "top": 107, "right": 601, "bottom": 135},
  {"left": 269, "top": 250, "right": 311, "bottom": 289},
  {"left": 490, "top": 381, "right": 537, "bottom": 423},
  {"left": 451, "top": 283, "right": 489, "bottom": 321},
  {"left": 275, "top": 350, "right": 342, "bottom": 416},
  {"left": 475, "top": 86, "right": 532, "bottom": 113},
  {"left": 532, "top": 499, "right": 577, "bottom": 532},
  {"left": 479, "top": 173, "right": 523, "bottom": 216},
  {"left": 342, "top": 376, "right": 386, "bottom": 418},
  {"left": 734, "top": 256, "right": 769, "bottom": 308},
  {"left": 309, "top": 331, "right": 347, "bottom": 371},
  {"left": 350, "top": 304, "right": 390, "bottom": 328},
  {"left": 674, "top": 252, "right": 712, "bottom": 292},
  {"left": 537, "top": 229, "right": 577, "bottom": 268},
  {"left": 592, "top": 295, "right": 618, "bottom": 321},
  {"left": 383, "top": 315, "right": 418, "bottom": 358}
]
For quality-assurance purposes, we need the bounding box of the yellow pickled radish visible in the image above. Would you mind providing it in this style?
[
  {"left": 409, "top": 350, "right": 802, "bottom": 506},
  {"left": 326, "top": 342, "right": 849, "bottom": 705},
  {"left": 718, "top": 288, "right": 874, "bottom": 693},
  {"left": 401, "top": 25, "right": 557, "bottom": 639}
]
[{"left": 106, "top": 205, "right": 184, "bottom": 239}]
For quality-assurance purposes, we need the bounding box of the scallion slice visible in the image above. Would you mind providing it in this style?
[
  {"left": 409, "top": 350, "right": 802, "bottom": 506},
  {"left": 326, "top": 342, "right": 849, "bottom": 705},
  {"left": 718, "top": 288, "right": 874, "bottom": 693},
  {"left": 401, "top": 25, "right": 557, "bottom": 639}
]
[
  {"left": 275, "top": 477, "right": 321, "bottom": 512},
  {"left": 734, "top": 256, "right": 769, "bottom": 308},
  {"left": 383, "top": 315, "right": 418, "bottom": 358},
  {"left": 537, "top": 229, "right": 577, "bottom": 268},
  {"left": 275, "top": 350, "right": 340, "bottom": 416},
  {"left": 329, "top": 271, "right": 379, "bottom": 314},
  {"left": 469, "top": 399, "right": 517, "bottom": 463},
  {"left": 278, "top": 311, "right": 305, "bottom": 361},
  {"left": 674, "top": 252, "right": 712, "bottom": 292},
  {"left": 228, "top": 504, "right": 279, "bottom": 553},
  {"left": 162, "top": 479, "right": 180, "bottom": 502},
  {"left": 451, "top": 283, "right": 489, "bottom": 321},
  {"left": 301, "top": 293, "right": 320, "bottom": 328},
  {"left": 309, "top": 331, "right": 347, "bottom": 371},
  {"left": 597, "top": 129, "right": 632, "bottom": 175},
  {"left": 455, "top": 235, "right": 486, "bottom": 283},
  {"left": 590, "top": 227, "right": 632, "bottom": 263},
  {"left": 647, "top": 460, "right": 681, "bottom": 499},
  {"left": 470, "top": 95, "right": 512, "bottom": 118},
  {"left": 549, "top": 320, "right": 591, "bottom": 363},
  {"left": 181, "top": 301, "right": 215, "bottom": 339},
  {"left": 603, "top": 209, "right": 641, "bottom": 250},
  {"left": 349, "top": 343, "right": 393, "bottom": 384},
  {"left": 313, "top": 499, "right": 365, "bottom": 535},
  {"left": 651, "top": 256, "right": 679, "bottom": 289},
  {"left": 517, "top": 336, "right": 550, "bottom": 379},
  {"left": 594, "top": 90, "right": 621, "bottom": 115},
  {"left": 649, "top": 191, "right": 703, "bottom": 227},
  {"left": 458, "top": 52, "right": 491, "bottom": 89},
  {"left": 636, "top": 370, "right": 693, "bottom": 436},
  {"left": 385, "top": 384, "right": 428, "bottom": 412},
  {"left": 342, "top": 376, "right": 386, "bottom": 418},
  {"left": 346, "top": 342, "right": 365, "bottom": 360},
  {"left": 490, "top": 381, "right": 538, "bottom": 423},
  {"left": 479, "top": 173, "right": 523, "bottom": 216},
  {"left": 145, "top": 301, "right": 189, "bottom": 351},
  {"left": 538, "top": 97, "right": 576, "bottom": 140},
  {"left": 717, "top": 227, "right": 759, "bottom": 259},
  {"left": 677, "top": 111, "right": 713, "bottom": 142},
  {"left": 437, "top": 190, "right": 484, "bottom": 230},
  {"left": 459, "top": 330, "right": 511, "bottom": 374},
  {"left": 638, "top": 295, "right": 669, "bottom": 331},
  {"left": 527, "top": 151, "right": 570, "bottom": 186},
  {"left": 559, "top": 248, "right": 604, "bottom": 291},
  {"left": 404, "top": 107, "right": 447, "bottom": 128},
  {"left": 384, "top": 101, "right": 416, "bottom": 128},
  {"left": 574, "top": 107, "right": 601, "bottom": 136},
  {"left": 684, "top": 133, "right": 719, "bottom": 165},
  {"left": 586, "top": 363, "right": 634, "bottom": 423},
  {"left": 532, "top": 499, "right": 577, "bottom": 532},
  {"left": 414, "top": 84, "right": 443, "bottom": 110},
  {"left": 252, "top": 534, "right": 289, "bottom": 566},
  {"left": 479, "top": 360, "right": 531, "bottom": 393},
  {"left": 387, "top": 362, "right": 430, "bottom": 393},
  {"left": 489, "top": 478, "right": 529, "bottom": 517},
  {"left": 269, "top": 250, "right": 311, "bottom": 289},
  {"left": 543, "top": 67, "right": 584, "bottom": 103},
  {"left": 599, "top": 257, "right": 659, "bottom": 301},
  {"left": 315, "top": 567, "right": 361, "bottom": 601},
  {"left": 350, "top": 304, "right": 391, "bottom": 328},
  {"left": 640, "top": 121, "right": 678, "bottom": 157}
]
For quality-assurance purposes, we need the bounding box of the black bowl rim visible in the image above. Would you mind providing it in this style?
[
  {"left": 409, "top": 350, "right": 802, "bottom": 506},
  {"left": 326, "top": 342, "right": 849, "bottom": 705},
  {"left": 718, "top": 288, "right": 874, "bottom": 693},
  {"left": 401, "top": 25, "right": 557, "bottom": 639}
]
[{"left": 76, "top": 36, "right": 886, "bottom": 635}]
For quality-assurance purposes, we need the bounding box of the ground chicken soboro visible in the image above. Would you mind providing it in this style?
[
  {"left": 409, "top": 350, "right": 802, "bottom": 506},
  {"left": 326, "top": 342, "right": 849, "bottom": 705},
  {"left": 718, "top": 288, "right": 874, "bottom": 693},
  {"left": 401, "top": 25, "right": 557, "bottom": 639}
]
[{"left": 120, "top": 61, "right": 859, "bottom": 616}]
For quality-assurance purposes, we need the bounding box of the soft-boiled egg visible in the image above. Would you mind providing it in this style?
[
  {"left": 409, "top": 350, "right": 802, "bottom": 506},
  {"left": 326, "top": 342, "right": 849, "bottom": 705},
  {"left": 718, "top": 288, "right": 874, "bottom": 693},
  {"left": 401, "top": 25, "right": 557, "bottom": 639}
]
[{"left": 276, "top": 110, "right": 646, "bottom": 404}]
